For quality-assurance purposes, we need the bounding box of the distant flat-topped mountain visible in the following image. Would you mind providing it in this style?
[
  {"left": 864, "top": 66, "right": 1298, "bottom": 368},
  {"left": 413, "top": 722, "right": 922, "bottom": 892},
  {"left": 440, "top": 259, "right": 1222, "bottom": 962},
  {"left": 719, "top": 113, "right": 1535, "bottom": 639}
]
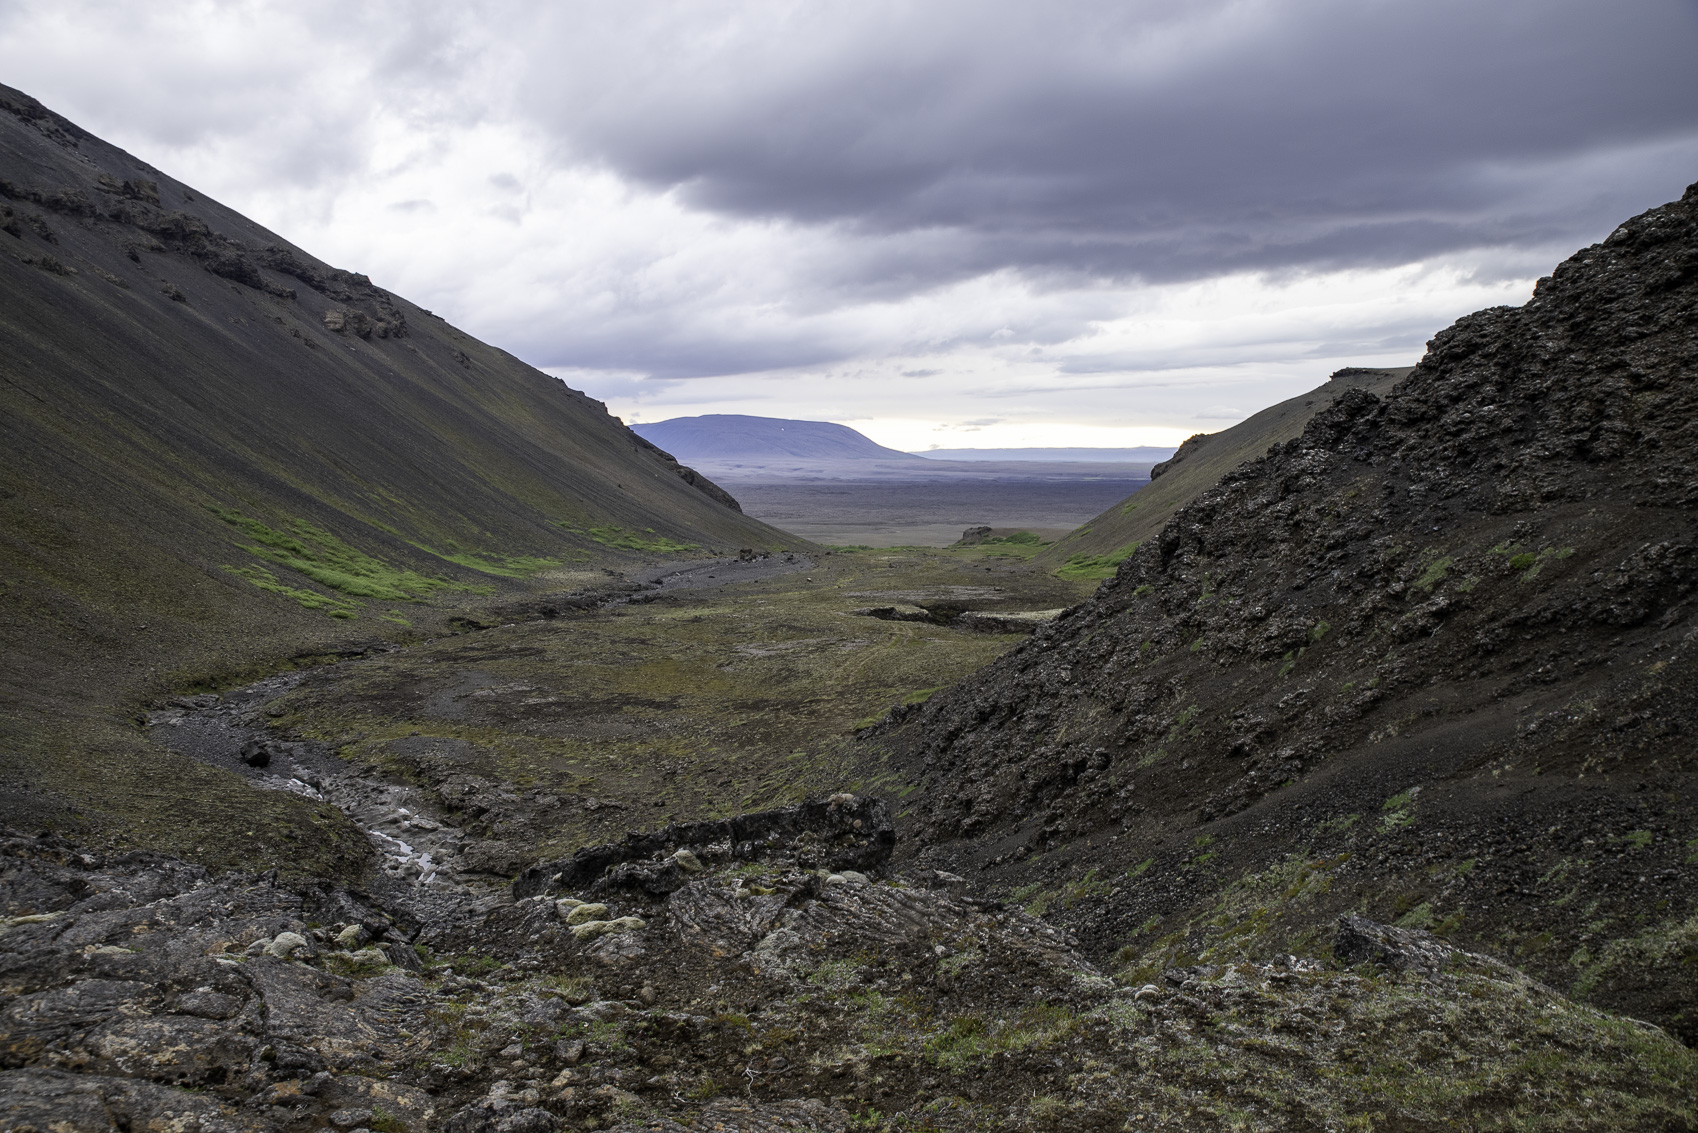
[
  {"left": 632, "top": 414, "right": 1163, "bottom": 483},
  {"left": 631, "top": 413, "right": 924, "bottom": 463}
]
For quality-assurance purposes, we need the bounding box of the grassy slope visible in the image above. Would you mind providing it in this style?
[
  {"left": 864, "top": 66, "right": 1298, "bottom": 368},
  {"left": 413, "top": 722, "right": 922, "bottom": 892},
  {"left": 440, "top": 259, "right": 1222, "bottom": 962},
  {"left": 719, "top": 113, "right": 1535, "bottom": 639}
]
[
  {"left": 1036, "top": 367, "right": 1412, "bottom": 577},
  {"left": 0, "top": 85, "right": 797, "bottom": 865}
]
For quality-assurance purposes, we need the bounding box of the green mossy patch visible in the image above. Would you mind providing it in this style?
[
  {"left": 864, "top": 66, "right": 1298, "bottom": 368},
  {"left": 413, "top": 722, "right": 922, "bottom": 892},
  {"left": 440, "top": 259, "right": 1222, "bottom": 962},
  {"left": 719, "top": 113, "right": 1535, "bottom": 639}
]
[
  {"left": 421, "top": 548, "right": 566, "bottom": 578},
  {"left": 221, "top": 564, "right": 361, "bottom": 619},
  {"left": 1055, "top": 542, "right": 1139, "bottom": 581},
  {"left": 212, "top": 507, "right": 489, "bottom": 605},
  {"left": 557, "top": 522, "right": 698, "bottom": 555}
]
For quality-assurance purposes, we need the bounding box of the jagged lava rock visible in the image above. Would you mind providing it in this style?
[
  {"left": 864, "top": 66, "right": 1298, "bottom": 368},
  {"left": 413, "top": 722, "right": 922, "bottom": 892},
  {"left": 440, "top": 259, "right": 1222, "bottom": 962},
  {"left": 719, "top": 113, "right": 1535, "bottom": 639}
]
[{"left": 882, "top": 181, "right": 1698, "bottom": 1038}]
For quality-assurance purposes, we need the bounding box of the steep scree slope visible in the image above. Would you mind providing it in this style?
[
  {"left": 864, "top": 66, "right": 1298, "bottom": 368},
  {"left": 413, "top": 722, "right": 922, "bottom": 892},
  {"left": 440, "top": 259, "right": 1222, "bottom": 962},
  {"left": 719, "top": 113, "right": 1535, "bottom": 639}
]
[
  {"left": 887, "top": 182, "right": 1698, "bottom": 1038},
  {"left": 0, "top": 83, "right": 788, "bottom": 859}
]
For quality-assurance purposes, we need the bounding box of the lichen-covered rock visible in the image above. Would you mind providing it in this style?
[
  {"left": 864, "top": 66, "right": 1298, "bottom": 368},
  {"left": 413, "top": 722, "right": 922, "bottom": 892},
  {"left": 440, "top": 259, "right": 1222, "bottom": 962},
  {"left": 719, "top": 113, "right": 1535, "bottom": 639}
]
[
  {"left": 1334, "top": 913, "right": 1460, "bottom": 973},
  {"left": 266, "top": 930, "right": 311, "bottom": 958},
  {"left": 568, "top": 915, "right": 644, "bottom": 941},
  {"left": 562, "top": 903, "right": 609, "bottom": 926},
  {"left": 5, "top": 815, "right": 1697, "bottom": 1132}
]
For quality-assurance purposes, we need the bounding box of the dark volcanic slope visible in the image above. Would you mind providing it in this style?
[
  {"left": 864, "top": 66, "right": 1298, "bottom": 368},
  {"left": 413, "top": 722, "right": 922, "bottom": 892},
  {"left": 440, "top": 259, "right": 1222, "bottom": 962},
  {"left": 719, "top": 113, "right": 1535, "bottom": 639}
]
[
  {"left": 888, "top": 183, "right": 1698, "bottom": 1037},
  {"left": 1034, "top": 367, "right": 1410, "bottom": 571},
  {"left": 0, "top": 85, "right": 791, "bottom": 858}
]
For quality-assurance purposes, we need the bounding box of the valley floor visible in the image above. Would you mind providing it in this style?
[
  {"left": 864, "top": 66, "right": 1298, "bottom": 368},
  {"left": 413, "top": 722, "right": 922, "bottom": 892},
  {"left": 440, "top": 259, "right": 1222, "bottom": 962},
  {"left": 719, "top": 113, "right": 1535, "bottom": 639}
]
[
  {"left": 5, "top": 548, "right": 1698, "bottom": 1132},
  {"left": 151, "top": 545, "right": 1091, "bottom": 880}
]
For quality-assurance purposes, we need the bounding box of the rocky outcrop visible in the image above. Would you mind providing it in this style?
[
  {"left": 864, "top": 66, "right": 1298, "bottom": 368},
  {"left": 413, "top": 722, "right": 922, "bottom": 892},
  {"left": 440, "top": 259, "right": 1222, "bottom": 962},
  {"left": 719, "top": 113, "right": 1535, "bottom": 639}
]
[
  {"left": 512, "top": 795, "right": 893, "bottom": 899},
  {"left": 882, "top": 182, "right": 1698, "bottom": 1035},
  {"left": 1146, "top": 432, "right": 1205, "bottom": 480},
  {"left": 1333, "top": 913, "right": 1461, "bottom": 974},
  {"left": 631, "top": 432, "right": 744, "bottom": 512},
  {"left": 5, "top": 826, "right": 1694, "bottom": 1132}
]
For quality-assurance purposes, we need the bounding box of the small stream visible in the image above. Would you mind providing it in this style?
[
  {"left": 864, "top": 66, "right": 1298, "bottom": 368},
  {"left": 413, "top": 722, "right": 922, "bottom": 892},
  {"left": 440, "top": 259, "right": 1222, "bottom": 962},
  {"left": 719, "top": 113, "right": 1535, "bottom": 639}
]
[
  {"left": 146, "top": 667, "right": 483, "bottom": 891},
  {"left": 146, "top": 553, "right": 814, "bottom": 900}
]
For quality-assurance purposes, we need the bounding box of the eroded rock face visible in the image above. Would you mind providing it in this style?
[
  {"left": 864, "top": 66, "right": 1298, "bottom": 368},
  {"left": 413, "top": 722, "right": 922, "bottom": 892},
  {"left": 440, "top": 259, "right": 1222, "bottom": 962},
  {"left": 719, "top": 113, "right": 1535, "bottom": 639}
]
[
  {"left": 511, "top": 795, "right": 894, "bottom": 900},
  {"left": 5, "top": 820, "right": 1696, "bottom": 1132},
  {"left": 882, "top": 181, "right": 1698, "bottom": 1036}
]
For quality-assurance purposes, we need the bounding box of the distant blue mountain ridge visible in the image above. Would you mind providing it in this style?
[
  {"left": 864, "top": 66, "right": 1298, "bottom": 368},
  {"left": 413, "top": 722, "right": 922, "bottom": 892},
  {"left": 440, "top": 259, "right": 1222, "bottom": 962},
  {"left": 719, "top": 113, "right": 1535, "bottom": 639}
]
[
  {"left": 630, "top": 414, "right": 922, "bottom": 462},
  {"left": 630, "top": 415, "right": 1175, "bottom": 465}
]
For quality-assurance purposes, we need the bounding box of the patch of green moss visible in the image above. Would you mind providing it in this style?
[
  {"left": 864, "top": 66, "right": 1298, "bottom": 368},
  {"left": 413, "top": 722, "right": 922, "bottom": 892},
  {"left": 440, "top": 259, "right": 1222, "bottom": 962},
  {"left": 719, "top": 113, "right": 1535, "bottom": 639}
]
[
  {"left": 321, "top": 950, "right": 395, "bottom": 978},
  {"left": 211, "top": 508, "right": 487, "bottom": 601},
  {"left": 1380, "top": 788, "right": 1418, "bottom": 832},
  {"left": 1055, "top": 542, "right": 1139, "bottom": 581},
  {"left": 422, "top": 548, "right": 565, "bottom": 578},
  {"left": 557, "top": 522, "right": 697, "bottom": 555},
  {"left": 1413, "top": 555, "right": 1454, "bottom": 591},
  {"left": 368, "top": 1106, "right": 407, "bottom": 1133},
  {"left": 221, "top": 564, "right": 362, "bottom": 619},
  {"left": 1317, "top": 813, "right": 1360, "bottom": 834},
  {"left": 956, "top": 530, "right": 1054, "bottom": 561},
  {"left": 920, "top": 1004, "right": 1077, "bottom": 1071}
]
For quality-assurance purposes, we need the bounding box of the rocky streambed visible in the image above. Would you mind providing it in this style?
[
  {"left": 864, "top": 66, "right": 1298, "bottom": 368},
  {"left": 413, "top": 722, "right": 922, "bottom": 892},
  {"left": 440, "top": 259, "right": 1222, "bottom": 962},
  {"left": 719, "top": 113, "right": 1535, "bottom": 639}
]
[
  {"left": 143, "top": 553, "right": 823, "bottom": 904},
  {"left": 147, "top": 669, "right": 485, "bottom": 909}
]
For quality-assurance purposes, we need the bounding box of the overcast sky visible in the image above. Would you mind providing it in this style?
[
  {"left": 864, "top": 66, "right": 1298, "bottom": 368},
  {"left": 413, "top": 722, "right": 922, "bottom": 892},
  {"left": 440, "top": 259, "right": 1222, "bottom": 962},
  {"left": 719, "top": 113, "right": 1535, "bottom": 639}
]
[{"left": 3, "top": 1, "right": 1696, "bottom": 450}]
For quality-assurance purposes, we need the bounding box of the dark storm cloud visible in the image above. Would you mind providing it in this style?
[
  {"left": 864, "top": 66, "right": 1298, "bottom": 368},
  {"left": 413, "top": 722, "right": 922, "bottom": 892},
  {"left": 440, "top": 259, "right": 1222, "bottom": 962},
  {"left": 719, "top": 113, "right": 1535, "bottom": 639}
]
[
  {"left": 7, "top": 0, "right": 1692, "bottom": 409},
  {"left": 524, "top": 0, "right": 1698, "bottom": 286}
]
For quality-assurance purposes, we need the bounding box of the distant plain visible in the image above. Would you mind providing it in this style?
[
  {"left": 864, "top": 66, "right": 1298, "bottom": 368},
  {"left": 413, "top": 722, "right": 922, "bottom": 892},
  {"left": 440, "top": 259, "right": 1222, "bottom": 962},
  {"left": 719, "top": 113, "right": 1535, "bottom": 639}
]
[{"left": 721, "top": 476, "right": 1151, "bottom": 546}]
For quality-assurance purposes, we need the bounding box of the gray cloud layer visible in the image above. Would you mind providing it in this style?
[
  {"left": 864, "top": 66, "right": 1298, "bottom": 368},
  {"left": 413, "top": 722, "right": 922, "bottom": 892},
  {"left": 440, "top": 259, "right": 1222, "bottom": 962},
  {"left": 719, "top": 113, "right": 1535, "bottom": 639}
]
[
  {"left": 3, "top": 0, "right": 1696, "bottom": 431},
  {"left": 519, "top": 0, "right": 1698, "bottom": 285}
]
